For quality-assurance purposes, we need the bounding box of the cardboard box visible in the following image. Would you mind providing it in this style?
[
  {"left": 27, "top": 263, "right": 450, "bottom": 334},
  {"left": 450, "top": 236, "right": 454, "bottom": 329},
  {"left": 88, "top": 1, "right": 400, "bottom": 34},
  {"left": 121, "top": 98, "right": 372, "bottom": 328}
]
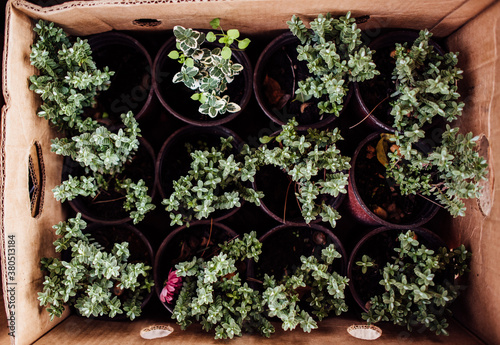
[{"left": 1, "top": 0, "right": 499, "bottom": 344}]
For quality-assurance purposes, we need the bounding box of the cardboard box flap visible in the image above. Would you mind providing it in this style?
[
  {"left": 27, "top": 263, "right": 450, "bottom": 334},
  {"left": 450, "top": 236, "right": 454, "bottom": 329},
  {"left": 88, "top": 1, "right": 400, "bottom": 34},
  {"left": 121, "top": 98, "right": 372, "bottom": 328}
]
[
  {"left": 1, "top": 3, "right": 68, "bottom": 345},
  {"left": 12, "top": 0, "right": 487, "bottom": 37},
  {"left": 446, "top": 2, "right": 500, "bottom": 344}
]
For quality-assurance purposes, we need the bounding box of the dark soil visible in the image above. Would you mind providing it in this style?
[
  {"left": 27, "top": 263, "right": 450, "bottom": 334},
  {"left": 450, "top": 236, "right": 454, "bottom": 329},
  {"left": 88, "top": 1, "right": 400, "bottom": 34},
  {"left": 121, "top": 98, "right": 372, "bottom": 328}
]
[
  {"left": 90, "top": 43, "right": 151, "bottom": 124},
  {"left": 350, "top": 231, "right": 398, "bottom": 307},
  {"left": 355, "top": 136, "right": 426, "bottom": 224},
  {"left": 254, "top": 226, "right": 343, "bottom": 281},
  {"left": 358, "top": 46, "right": 397, "bottom": 126}
]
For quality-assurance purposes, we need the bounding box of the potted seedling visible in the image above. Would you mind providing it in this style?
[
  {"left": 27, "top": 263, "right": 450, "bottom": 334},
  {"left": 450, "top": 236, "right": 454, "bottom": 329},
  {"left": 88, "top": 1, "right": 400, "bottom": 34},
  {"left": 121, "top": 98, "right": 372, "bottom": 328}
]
[
  {"left": 29, "top": 20, "right": 156, "bottom": 224},
  {"left": 255, "top": 118, "right": 350, "bottom": 226},
  {"left": 347, "top": 132, "right": 440, "bottom": 227},
  {"left": 38, "top": 214, "right": 154, "bottom": 321},
  {"left": 153, "top": 18, "right": 252, "bottom": 126},
  {"left": 153, "top": 220, "right": 238, "bottom": 313},
  {"left": 348, "top": 228, "right": 471, "bottom": 336},
  {"left": 162, "top": 229, "right": 348, "bottom": 339},
  {"left": 353, "top": 29, "right": 462, "bottom": 133},
  {"left": 161, "top": 134, "right": 263, "bottom": 227},
  {"left": 255, "top": 224, "right": 349, "bottom": 334},
  {"left": 254, "top": 12, "right": 378, "bottom": 129}
]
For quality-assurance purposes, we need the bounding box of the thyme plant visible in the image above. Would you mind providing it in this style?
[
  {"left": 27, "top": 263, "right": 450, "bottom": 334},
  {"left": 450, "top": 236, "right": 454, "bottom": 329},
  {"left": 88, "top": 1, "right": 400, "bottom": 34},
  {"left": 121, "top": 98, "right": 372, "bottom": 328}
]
[
  {"left": 38, "top": 214, "right": 154, "bottom": 321},
  {"left": 30, "top": 20, "right": 155, "bottom": 223},
  {"left": 171, "top": 231, "right": 348, "bottom": 339},
  {"left": 385, "top": 126, "right": 488, "bottom": 217},
  {"left": 390, "top": 29, "right": 464, "bottom": 146},
  {"left": 29, "top": 20, "right": 114, "bottom": 130},
  {"left": 162, "top": 137, "right": 263, "bottom": 226},
  {"left": 169, "top": 18, "right": 250, "bottom": 118},
  {"left": 360, "top": 230, "right": 471, "bottom": 336},
  {"left": 257, "top": 119, "right": 350, "bottom": 227},
  {"left": 287, "top": 12, "right": 379, "bottom": 116}
]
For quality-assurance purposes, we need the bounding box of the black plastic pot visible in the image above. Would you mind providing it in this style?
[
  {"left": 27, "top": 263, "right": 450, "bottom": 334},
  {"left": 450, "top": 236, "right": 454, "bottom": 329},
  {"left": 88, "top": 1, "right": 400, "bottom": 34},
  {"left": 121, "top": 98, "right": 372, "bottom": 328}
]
[
  {"left": 153, "top": 220, "right": 238, "bottom": 313},
  {"left": 346, "top": 132, "right": 439, "bottom": 228},
  {"left": 87, "top": 32, "right": 155, "bottom": 125},
  {"left": 352, "top": 30, "right": 445, "bottom": 132},
  {"left": 254, "top": 31, "right": 352, "bottom": 131},
  {"left": 347, "top": 226, "right": 448, "bottom": 312},
  {"left": 153, "top": 35, "right": 253, "bottom": 126},
  {"left": 66, "top": 137, "right": 157, "bottom": 225},
  {"left": 156, "top": 125, "right": 244, "bottom": 222},
  {"left": 72, "top": 221, "right": 155, "bottom": 320},
  {"left": 249, "top": 223, "right": 347, "bottom": 282}
]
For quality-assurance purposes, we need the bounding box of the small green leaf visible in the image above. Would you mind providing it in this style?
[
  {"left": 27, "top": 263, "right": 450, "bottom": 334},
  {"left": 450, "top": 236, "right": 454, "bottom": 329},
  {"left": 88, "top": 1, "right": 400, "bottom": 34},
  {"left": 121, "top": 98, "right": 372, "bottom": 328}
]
[
  {"left": 221, "top": 46, "right": 232, "bottom": 60},
  {"left": 209, "top": 18, "right": 220, "bottom": 30},
  {"left": 259, "top": 136, "right": 274, "bottom": 144},
  {"left": 227, "top": 29, "right": 240, "bottom": 39},
  {"left": 206, "top": 31, "right": 217, "bottom": 42},
  {"left": 191, "top": 93, "right": 201, "bottom": 101},
  {"left": 168, "top": 50, "right": 180, "bottom": 60},
  {"left": 238, "top": 38, "right": 250, "bottom": 50},
  {"left": 185, "top": 58, "right": 194, "bottom": 67}
]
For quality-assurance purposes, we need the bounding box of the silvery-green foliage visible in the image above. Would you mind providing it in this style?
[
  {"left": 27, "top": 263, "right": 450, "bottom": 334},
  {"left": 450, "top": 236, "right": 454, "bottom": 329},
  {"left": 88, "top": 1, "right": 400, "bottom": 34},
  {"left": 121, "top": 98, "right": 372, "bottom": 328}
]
[
  {"left": 172, "top": 231, "right": 348, "bottom": 339},
  {"left": 162, "top": 137, "right": 263, "bottom": 227},
  {"left": 29, "top": 20, "right": 114, "bottom": 130},
  {"left": 37, "top": 214, "right": 154, "bottom": 321},
  {"left": 169, "top": 19, "right": 250, "bottom": 118},
  {"left": 362, "top": 230, "right": 471, "bottom": 336},
  {"left": 287, "top": 12, "right": 379, "bottom": 115},
  {"left": 391, "top": 30, "right": 464, "bottom": 145},
  {"left": 257, "top": 119, "right": 350, "bottom": 227},
  {"left": 386, "top": 125, "right": 488, "bottom": 217}
]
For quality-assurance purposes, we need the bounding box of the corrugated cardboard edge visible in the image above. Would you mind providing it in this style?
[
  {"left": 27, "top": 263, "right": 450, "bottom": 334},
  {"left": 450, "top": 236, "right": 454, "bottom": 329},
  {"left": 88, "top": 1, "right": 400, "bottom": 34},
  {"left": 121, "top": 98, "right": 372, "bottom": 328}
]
[
  {"left": 12, "top": 0, "right": 487, "bottom": 37},
  {"left": 2, "top": 2, "right": 69, "bottom": 345},
  {"left": 446, "top": 2, "right": 500, "bottom": 344}
]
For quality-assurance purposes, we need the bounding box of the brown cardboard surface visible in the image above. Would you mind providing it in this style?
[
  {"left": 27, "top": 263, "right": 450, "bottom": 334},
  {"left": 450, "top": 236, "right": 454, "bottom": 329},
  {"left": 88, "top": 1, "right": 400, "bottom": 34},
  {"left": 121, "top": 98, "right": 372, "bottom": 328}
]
[
  {"left": 445, "top": 2, "right": 500, "bottom": 345},
  {"left": 32, "top": 314, "right": 485, "bottom": 345},
  {"left": 1, "top": 0, "right": 499, "bottom": 344},
  {"left": 12, "top": 0, "right": 482, "bottom": 37},
  {"left": 1, "top": 2, "right": 68, "bottom": 345}
]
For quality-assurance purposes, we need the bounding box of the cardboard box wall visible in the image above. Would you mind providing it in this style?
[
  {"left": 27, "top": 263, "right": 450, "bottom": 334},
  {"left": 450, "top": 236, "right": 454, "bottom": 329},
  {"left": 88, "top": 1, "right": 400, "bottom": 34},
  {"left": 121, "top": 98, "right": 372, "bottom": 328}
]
[{"left": 1, "top": 0, "right": 499, "bottom": 344}]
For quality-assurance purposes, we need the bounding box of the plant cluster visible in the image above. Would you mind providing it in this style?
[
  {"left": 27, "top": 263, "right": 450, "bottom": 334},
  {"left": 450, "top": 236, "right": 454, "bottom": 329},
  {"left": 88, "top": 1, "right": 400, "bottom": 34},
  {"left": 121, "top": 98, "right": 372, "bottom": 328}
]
[
  {"left": 385, "top": 125, "right": 488, "bottom": 217},
  {"left": 287, "top": 12, "right": 379, "bottom": 115},
  {"left": 359, "top": 230, "right": 471, "bottom": 336},
  {"left": 169, "top": 18, "right": 250, "bottom": 118},
  {"left": 30, "top": 20, "right": 155, "bottom": 224},
  {"left": 390, "top": 30, "right": 464, "bottom": 145},
  {"left": 38, "top": 214, "right": 154, "bottom": 321},
  {"left": 163, "top": 137, "right": 263, "bottom": 226},
  {"left": 169, "top": 231, "right": 348, "bottom": 339},
  {"left": 257, "top": 118, "right": 351, "bottom": 227}
]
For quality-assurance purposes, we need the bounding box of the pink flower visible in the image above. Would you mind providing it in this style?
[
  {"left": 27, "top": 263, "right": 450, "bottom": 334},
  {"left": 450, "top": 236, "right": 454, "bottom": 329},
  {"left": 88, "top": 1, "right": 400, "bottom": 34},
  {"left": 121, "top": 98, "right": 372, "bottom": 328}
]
[{"left": 160, "top": 269, "right": 183, "bottom": 304}]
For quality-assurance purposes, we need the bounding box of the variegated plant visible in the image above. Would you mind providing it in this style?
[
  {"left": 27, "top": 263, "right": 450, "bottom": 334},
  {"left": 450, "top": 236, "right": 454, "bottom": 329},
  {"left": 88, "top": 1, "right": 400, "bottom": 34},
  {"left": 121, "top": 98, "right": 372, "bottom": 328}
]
[{"left": 169, "top": 18, "right": 250, "bottom": 118}]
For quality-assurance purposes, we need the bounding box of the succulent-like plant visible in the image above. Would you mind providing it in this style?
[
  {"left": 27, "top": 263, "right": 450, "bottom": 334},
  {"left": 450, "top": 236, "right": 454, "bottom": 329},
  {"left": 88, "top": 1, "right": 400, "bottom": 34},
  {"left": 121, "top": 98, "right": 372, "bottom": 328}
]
[
  {"left": 257, "top": 118, "right": 351, "bottom": 227},
  {"left": 385, "top": 125, "right": 488, "bottom": 217},
  {"left": 360, "top": 230, "right": 471, "bottom": 336},
  {"left": 38, "top": 214, "right": 154, "bottom": 321},
  {"left": 170, "top": 231, "right": 348, "bottom": 339},
  {"left": 30, "top": 20, "right": 155, "bottom": 223},
  {"left": 169, "top": 18, "right": 250, "bottom": 118},
  {"left": 261, "top": 242, "right": 349, "bottom": 331},
  {"left": 29, "top": 20, "right": 114, "bottom": 130},
  {"left": 287, "top": 12, "right": 379, "bottom": 116},
  {"left": 390, "top": 29, "right": 464, "bottom": 145},
  {"left": 162, "top": 137, "right": 263, "bottom": 227}
]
